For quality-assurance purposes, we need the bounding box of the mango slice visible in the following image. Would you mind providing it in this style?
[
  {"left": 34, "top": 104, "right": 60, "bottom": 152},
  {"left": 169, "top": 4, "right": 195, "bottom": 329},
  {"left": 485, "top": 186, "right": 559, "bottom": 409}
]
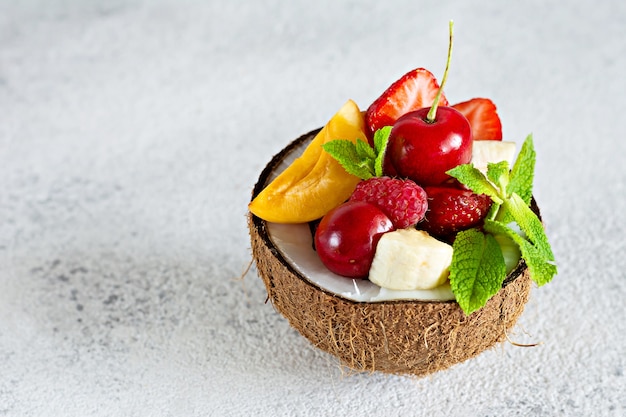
[{"left": 249, "top": 99, "right": 366, "bottom": 223}]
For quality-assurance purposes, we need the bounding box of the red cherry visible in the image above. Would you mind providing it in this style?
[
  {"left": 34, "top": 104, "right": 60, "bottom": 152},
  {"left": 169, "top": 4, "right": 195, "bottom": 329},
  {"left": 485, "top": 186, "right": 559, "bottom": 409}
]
[
  {"left": 383, "top": 21, "right": 472, "bottom": 186},
  {"left": 384, "top": 106, "right": 472, "bottom": 186},
  {"left": 314, "top": 201, "right": 394, "bottom": 278}
]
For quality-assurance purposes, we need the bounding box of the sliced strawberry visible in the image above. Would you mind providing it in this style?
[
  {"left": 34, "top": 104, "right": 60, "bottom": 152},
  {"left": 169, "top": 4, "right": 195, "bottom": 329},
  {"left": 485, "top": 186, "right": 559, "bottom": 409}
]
[
  {"left": 419, "top": 185, "right": 492, "bottom": 239},
  {"left": 452, "top": 98, "right": 502, "bottom": 140},
  {"left": 365, "top": 68, "right": 448, "bottom": 140}
]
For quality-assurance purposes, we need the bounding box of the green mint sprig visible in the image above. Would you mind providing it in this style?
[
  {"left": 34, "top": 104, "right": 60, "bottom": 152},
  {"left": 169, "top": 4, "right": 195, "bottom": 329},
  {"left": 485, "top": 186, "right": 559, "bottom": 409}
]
[
  {"left": 447, "top": 134, "right": 557, "bottom": 315},
  {"left": 322, "top": 126, "right": 391, "bottom": 180},
  {"left": 449, "top": 228, "right": 507, "bottom": 314}
]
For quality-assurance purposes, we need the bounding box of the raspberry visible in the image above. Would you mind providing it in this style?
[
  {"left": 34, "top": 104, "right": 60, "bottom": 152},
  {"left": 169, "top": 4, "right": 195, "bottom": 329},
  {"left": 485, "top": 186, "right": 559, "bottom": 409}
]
[{"left": 350, "top": 177, "right": 428, "bottom": 229}]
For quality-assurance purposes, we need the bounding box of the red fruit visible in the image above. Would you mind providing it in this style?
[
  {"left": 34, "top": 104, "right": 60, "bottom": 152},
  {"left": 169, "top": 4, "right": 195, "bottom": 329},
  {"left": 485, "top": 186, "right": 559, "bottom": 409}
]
[
  {"left": 314, "top": 201, "right": 394, "bottom": 278},
  {"left": 420, "top": 186, "right": 492, "bottom": 238},
  {"left": 365, "top": 68, "right": 448, "bottom": 140},
  {"left": 452, "top": 98, "right": 502, "bottom": 140},
  {"left": 384, "top": 106, "right": 473, "bottom": 186},
  {"left": 350, "top": 177, "right": 428, "bottom": 229}
]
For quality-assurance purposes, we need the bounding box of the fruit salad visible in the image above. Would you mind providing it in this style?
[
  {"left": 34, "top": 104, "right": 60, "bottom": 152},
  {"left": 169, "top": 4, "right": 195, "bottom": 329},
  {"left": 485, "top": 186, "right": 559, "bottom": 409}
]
[{"left": 249, "top": 22, "right": 556, "bottom": 315}]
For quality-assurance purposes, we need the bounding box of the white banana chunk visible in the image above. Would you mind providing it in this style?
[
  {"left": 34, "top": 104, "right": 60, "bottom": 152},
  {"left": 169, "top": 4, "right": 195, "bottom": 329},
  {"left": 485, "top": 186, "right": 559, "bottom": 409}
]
[
  {"left": 472, "top": 140, "right": 517, "bottom": 173},
  {"left": 369, "top": 229, "right": 453, "bottom": 291}
]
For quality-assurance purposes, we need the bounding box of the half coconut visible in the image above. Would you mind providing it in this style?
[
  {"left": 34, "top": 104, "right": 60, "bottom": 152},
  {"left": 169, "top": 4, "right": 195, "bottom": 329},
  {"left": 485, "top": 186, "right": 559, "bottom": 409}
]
[{"left": 248, "top": 128, "right": 534, "bottom": 377}]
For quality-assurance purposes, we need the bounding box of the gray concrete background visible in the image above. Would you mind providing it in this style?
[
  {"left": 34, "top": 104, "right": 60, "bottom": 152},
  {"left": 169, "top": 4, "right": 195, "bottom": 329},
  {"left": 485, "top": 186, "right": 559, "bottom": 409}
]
[{"left": 1, "top": 1, "right": 624, "bottom": 415}]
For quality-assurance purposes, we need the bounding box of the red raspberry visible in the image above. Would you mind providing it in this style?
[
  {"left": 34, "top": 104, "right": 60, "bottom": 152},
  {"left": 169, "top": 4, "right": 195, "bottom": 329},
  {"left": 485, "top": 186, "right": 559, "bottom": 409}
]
[{"left": 349, "top": 177, "right": 428, "bottom": 229}]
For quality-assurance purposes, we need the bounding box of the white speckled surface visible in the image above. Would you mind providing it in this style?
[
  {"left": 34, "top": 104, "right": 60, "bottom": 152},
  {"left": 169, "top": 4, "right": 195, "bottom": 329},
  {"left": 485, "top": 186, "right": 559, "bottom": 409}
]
[{"left": 1, "top": 0, "right": 625, "bottom": 416}]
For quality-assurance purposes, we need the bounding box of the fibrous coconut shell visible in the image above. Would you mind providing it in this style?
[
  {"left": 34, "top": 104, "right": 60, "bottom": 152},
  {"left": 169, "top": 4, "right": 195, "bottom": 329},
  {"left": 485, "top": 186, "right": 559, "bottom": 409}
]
[{"left": 248, "top": 128, "right": 534, "bottom": 377}]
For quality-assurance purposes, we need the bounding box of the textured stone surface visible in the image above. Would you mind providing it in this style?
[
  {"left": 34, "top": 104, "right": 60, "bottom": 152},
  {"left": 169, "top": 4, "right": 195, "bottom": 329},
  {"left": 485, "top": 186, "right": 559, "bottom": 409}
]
[{"left": 1, "top": 0, "right": 625, "bottom": 416}]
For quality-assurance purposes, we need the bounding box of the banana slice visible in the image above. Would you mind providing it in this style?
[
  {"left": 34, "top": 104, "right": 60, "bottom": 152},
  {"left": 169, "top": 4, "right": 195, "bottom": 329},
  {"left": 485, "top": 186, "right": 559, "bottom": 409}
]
[
  {"left": 472, "top": 140, "right": 516, "bottom": 173},
  {"left": 369, "top": 228, "right": 453, "bottom": 291}
]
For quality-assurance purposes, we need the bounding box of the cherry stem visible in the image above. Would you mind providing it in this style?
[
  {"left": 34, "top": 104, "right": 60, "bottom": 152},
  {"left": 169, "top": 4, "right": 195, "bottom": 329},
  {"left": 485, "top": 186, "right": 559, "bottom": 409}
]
[{"left": 426, "top": 20, "right": 454, "bottom": 123}]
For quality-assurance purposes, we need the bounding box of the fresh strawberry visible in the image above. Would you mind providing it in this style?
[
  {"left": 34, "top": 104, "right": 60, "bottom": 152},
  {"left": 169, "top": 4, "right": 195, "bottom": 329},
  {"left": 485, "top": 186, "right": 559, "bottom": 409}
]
[
  {"left": 419, "top": 185, "right": 492, "bottom": 239},
  {"left": 452, "top": 98, "right": 502, "bottom": 140},
  {"left": 350, "top": 177, "right": 428, "bottom": 229},
  {"left": 365, "top": 68, "right": 448, "bottom": 140}
]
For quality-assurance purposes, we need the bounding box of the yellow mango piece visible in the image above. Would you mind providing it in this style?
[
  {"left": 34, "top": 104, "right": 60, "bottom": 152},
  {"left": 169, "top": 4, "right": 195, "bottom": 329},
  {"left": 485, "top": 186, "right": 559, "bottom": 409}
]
[{"left": 249, "top": 99, "right": 366, "bottom": 223}]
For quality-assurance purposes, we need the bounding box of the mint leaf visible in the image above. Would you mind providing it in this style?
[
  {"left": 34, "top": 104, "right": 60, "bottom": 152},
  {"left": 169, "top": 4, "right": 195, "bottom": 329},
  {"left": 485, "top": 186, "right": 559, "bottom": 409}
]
[
  {"left": 355, "top": 139, "right": 376, "bottom": 176},
  {"left": 517, "top": 239, "right": 557, "bottom": 286},
  {"left": 373, "top": 126, "right": 391, "bottom": 177},
  {"left": 356, "top": 138, "right": 376, "bottom": 160},
  {"left": 322, "top": 140, "right": 373, "bottom": 179},
  {"left": 484, "top": 220, "right": 557, "bottom": 286},
  {"left": 373, "top": 126, "right": 391, "bottom": 155},
  {"left": 449, "top": 228, "right": 507, "bottom": 315},
  {"left": 447, "top": 133, "right": 557, "bottom": 309},
  {"left": 508, "top": 134, "right": 535, "bottom": 204},
  {"left": 447, "top": 164, "right": 503, "bottom": 204},
  {"left": 486, "top": 161, "right": 510, "bottom": 193},
  {"left": 504, "top": 192, "right": 555, "bottom": 262},
  {"left": 323, "top": 127, "right": 391, "bottom": 180}
]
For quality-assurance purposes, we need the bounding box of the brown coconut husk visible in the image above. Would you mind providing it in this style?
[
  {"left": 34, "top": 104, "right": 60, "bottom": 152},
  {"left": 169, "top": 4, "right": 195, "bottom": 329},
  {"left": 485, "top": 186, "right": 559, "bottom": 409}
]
[{"left": 248, "top": 128, "right": 535, "bottom": 377}]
